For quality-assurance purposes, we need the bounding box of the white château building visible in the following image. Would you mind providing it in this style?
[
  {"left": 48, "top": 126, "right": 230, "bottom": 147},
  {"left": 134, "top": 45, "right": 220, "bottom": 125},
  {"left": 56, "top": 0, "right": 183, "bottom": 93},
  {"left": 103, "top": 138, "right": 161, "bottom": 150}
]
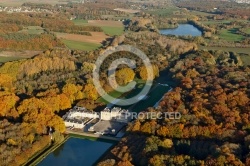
[
  {"left": 100, "top": 107, "right": 130, "bottom": 123},
  {"left": 63, "top": 106, "right": 130, "bottom": 129}
]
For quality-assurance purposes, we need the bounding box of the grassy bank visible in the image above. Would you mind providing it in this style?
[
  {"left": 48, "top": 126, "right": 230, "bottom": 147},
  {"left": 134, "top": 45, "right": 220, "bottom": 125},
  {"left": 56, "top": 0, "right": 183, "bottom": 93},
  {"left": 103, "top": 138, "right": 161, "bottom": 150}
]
[
  {"left": 24, "top": 135, "right": 70, "bottom": 166},
  {"left": 0, "top": 56, "right": 25, "bottom": 63}
]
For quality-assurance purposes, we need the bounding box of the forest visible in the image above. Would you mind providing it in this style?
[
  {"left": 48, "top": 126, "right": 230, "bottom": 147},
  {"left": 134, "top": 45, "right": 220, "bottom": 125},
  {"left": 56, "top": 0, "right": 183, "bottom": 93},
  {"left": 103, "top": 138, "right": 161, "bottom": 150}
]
[{"left": 0, "top": 0, "right": 249, "bottom": 165}]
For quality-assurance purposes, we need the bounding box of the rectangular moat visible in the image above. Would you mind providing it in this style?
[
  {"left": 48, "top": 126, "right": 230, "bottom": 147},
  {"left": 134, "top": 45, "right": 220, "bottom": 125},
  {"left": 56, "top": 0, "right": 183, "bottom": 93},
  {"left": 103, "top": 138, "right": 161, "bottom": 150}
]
[{"left": 38, "top": 137, "right": 114, "bottom": 166}]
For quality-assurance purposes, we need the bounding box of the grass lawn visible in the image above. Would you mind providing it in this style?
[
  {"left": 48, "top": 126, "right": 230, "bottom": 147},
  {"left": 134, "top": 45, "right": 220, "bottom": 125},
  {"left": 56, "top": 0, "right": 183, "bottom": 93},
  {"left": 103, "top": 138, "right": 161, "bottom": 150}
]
[
  {"left": 219, "top": 28, "right": 245, "bottom": 41},
  {"left": 0, "top": 56, "right": 25, "bottom": 63},
  {"left": 101, "top": 26, "right": 124, "bottom": 36},
  {"left": 72, "top": 19, "right": 88, "bottom": 26},
  {"left": 97, "top": 79, "right": 146, "bottom": 104},
  {"left": 62, "top": 40, "right": 101, "bottom": 51},
  {"left": 97, "top": 90, "right": 124, "bottom": 104},
  {"left": 127, "top": 85, "right": 170, "bottom": 112}
]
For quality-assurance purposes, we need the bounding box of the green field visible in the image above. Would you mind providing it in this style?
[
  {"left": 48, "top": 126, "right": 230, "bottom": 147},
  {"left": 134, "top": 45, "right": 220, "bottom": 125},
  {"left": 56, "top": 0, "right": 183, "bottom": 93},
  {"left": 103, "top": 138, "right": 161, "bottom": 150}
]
[
  {"left": 72, "top": 19, "right": 88, "bottom": 25},
  {"left": 101, "top": 26, "right": 124, "bottom": 36},
  {"left": 72, "top": 19, "right": 124, "bottom": 36},
  {"left": 97, "top": 79, "right": 146, "bottom": 104},
  {"left": 219, "top": 28, "right": 245, "bottom": 41},
  {"left": 97, "top": 90, "right": 124, "bottom": 104},
  {"left": 0, "top": 56, "right": 25, "bottom": 63},
  {"left": 62, "top": 40, "right": 101, "bottom": 51},
  {"left": 18, "top": 26, "right": 44, "bottom": 35}
]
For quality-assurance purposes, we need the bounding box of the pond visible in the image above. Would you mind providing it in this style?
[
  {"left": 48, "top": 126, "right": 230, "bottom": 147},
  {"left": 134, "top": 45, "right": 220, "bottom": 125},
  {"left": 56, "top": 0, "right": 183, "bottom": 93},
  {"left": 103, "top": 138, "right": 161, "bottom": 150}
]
[
  {"left": 160, "top": 24, "right": 202, "bottom": 36},
  {"left": 38, "top": 137, "right": 114, "bottom": 166}
]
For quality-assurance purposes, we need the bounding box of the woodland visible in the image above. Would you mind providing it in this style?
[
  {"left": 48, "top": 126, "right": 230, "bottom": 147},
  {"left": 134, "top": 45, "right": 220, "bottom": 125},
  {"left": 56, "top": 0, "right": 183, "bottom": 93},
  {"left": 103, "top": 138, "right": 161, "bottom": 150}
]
[{"left": 0, "top": 1, "right": 249, "bottom": 165}]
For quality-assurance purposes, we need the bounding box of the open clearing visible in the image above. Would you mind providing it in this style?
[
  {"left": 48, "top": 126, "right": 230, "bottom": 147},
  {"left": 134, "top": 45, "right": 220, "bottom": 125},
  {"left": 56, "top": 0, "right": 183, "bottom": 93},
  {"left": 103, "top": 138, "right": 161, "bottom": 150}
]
[
  {"left": 219, "top": 28, "right": 245, "bottom": 41},
  {"left": 0, "top": 50, "right": 41, "bottom": 62},
  {"left": 58, "top": 20, "right": 124, "bottom": 50},
  {"left": 55, "top": 32, "right": 109, "bottom": 44},
  {"left": 0, "top": 56, "right": 24, "bottom": 63},
  {"left": 73, "top": 20, "right": 123, "bottom": 27},
  {"left": 72, "top": 20, "right": 124, "bottom": 36},
  {"left": 100, "top": 26, "right": 124, "bottom": 36},
  {"left": 18, "top": 26, "right": 45, "bottom": 35},
  {"left": 62, "top": 40, "right": 101, "bottom": 51}
]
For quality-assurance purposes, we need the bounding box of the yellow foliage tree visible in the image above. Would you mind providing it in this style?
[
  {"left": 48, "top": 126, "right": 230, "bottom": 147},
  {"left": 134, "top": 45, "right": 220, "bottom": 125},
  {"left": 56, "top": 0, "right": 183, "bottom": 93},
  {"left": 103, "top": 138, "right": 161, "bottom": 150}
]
[
  {"left": 83, "top": 84, "right": 99, "bottom": 100},
  {"left": 0, "top": 91, "right": 19, "bottom": 117},
  {"left": 139, "top": 65, "right": 159, "bottom": 81},
  {"left": 115, "top": 68, "right": 135, "bottom": 85}
]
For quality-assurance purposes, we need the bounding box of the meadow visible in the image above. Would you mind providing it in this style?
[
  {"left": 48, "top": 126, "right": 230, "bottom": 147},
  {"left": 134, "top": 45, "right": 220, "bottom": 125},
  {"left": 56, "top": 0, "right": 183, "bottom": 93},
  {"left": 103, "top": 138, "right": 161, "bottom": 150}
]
[
  {"left": 219, "top": 28, "right": 245, "bottom": 42},
  {"left": 72, "top": 20, "right": 124, "bottom": 36},
  {"left": 18, "top": 26, "right": 45, "bottom": 35},
  {"left": 62, "top": 40, "right": 101, "bottom": 51},
  {"left": 0, "top": 56, "right": 24, "bottom": 63}
]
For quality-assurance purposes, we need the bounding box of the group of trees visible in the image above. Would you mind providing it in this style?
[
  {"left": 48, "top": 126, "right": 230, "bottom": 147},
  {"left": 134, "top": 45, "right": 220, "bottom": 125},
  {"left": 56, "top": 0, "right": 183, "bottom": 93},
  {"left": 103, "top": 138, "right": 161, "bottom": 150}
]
[
  {"left": 0, "top": 12, "right": 107, "bottom": 51},
  {"left": 0, "top": 33, "right": 64, "bottom": 50},
  {"left": 0, "top": 13, "right": 103, "bottom": 34},
  {"left": 0, "top": 23, "right": 22, "bottom": 34}
]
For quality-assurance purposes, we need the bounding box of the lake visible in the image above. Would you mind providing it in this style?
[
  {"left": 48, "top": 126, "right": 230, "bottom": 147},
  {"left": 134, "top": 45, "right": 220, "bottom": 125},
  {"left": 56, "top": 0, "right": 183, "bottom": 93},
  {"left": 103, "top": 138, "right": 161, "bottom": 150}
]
[
  {"left": 160, "top": 24, "right": 202, "bottom": 36},
  {"left": 38, "top": 137, "right": 114, "bottom": 166}
]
